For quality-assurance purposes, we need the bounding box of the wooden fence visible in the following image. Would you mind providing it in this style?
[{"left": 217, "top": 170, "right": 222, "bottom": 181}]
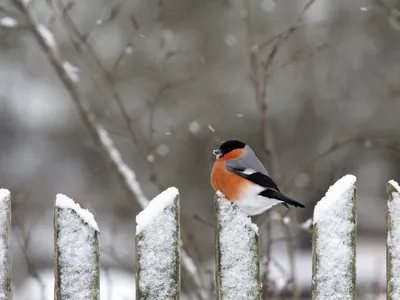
[{"left": 0, "top": 175, "right": 399, "bottom": 299}]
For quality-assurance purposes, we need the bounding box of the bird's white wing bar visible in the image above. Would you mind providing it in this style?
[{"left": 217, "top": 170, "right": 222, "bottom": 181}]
[{"left": 239, "top": 168, "right": 256, "bottom": 175}]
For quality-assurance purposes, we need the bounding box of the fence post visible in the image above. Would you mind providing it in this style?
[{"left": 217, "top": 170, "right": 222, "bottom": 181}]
[
  {"left": 54, "top": 194, "right": 100, "bottom": 300},
  {"left": 136, "top": 187, "right": 180, "bottom": 300},
  {"left": 312, "top": 174, "right": 357, "bottom": 300},
  {"left": 215, "top": 192, "right": 261, "bottom": 300},
  {"left": 386, "top": 180, "right": 400, "bottom": 300},
  {"left": 0, "top": 189, "right": 12, "bottom": 300}
]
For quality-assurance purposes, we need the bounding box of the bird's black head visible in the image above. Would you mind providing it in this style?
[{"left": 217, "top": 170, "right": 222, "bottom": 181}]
[{"left": 213, "top": 140, "right": 246, "bottom": 158}]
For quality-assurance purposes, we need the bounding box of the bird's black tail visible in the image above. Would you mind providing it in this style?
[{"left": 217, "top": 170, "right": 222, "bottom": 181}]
[{"left": 259, "top": 189, "right": 305, "bottom": 208}]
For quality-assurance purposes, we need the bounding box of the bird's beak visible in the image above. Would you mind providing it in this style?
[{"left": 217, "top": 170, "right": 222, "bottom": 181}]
[{"left": 213, "top": 149, "right": 222, "bottom": 158}]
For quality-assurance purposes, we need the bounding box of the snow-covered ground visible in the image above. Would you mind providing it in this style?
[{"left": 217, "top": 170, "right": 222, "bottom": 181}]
[{"left": 15, "top": 268, "right": 135, "bottom": 300}]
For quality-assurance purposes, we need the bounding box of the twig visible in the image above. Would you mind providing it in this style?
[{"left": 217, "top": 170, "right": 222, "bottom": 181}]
[
  {"left": 261, "top": 213, "right": 272, "bottom": 297},
  {"left": 14, "top": 217, "right": 46, "bottom": 300},
  {"left": 193, "top": 213, "right": 214, "bottom": 228},
  {"left": 274, "top": 43, "right": 328, "bottom": 73},
  {"left": 259, "top": 24, "right": 307, "bottom": 52},
  {"left": 280, "top": 218, "right": 300, "bottom": 300}
]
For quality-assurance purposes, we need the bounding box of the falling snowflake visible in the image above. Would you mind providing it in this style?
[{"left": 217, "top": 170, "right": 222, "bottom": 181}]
[
  {"left": 224, "top": 34, "right": 237, "bottom": 47},
  {"left": 261, "top": 0, "right": 276, "bottom": 12},
  {"left": 294, "top": 173, "right": 310, "bottom": 189},
  {"left": 125, "top": 46, "right": 133, "bottom": 54},
  {"left": 156, "top": 144, "right": 169, "bottom": 157},
  {"left": 364, "top": 140, "right": 372, "bottom": 148},
  {"left": 188, "top": 121, "right": 201, "bottom": 134},
  {"left": 147, "top": 154, "right": 155, "bottom": 163},
  {"left": 240, "top": 9, "right": 248, "bottom": 18},
  {"left": 0, "top": 17, "right": 17, "bottom": 28}
]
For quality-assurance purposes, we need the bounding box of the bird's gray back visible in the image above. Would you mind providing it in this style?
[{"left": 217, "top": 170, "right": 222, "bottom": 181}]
[{"left": 226, "top": 145, "right": 269, "bottom": 175}]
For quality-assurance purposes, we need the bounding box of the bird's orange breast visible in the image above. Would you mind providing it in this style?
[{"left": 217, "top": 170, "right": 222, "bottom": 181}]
[{"left": 211, "top": 160, "right": 249, "bottom": 200}]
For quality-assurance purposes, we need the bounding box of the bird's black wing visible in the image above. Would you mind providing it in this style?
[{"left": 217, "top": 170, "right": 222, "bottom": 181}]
[
  {"left": 226, "top": 166, "right": 280, "bottom": 191},
  {"left": 227, "top": 166, "right": 305, "bottom": 208}
]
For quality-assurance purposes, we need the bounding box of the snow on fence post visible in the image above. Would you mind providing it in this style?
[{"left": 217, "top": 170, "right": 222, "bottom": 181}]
[
  {"left": 0, "top": 189, "right": 12, "bottom": 300},
  {"left": 312, "top": 175, "right": 357, "bottom": 300},
  {"left": 215, "top": 192, "right": 261, "bottom": 300},
  {"left": 135, "top": 187, "right": 180, "bottom": 300},
  {"left": 386, "top": 180, "right": 400, "bottom": 300},
  {"left": 54, "top": 194, "right": 100, "bottom": 300}
]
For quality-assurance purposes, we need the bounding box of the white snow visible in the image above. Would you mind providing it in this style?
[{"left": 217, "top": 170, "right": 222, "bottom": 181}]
[
  {"left": 301, "top": 218, "right": 313, "bottom": 229},
  {"left": 136, "top": 187, "right": 179, "bottom": 234},
  {"left": 313, "top": 174, "right": 356, "bottom": 300},
  {"left": 15, "top": 268, "right": 135, "bottom": 300},
  {"left": 0, "top": 17, "right": 17, "bottom": 28},
  {"left": 0, "top": 189, "right": 11, "bottom": 297},
  {"left": 216, "top": 192, "right": 261, "bottom": 299},
  {"left": 0, "top": 189, "right": 10, "bottom": 203},
  {"left": 56, "top": 194, "right": 98, "bottom": 231},
  {"left": 37, "top": 25, "right": 57, "bottom": 50},
  {"left": 55, "top": 195, "right": 99, "bottom": 300},
  {"left": 62, "top": 61, "right": 80, "bottom": 83},
  {"left": 96, "top": 125, "right": 149, "bottom": 208},
  {"left": 136, "top": 187, "right": 179, "bottom": 298},
  {"left": 389, "top": 179, "right": 400, "bottom": 193},
  {"left": 387, "top": 179, "right": 400, "bottom": 298},
  {"left": 55, "top": 194, "right": 99, "bottom": 300}
]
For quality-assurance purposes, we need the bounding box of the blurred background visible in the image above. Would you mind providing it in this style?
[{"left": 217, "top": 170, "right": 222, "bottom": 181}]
[{"left": 1, "top": 0, "right": 400, "bottom": 298}]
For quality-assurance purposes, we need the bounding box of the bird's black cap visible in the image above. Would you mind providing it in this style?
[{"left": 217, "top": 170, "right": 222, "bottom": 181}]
[{"left": 214, "top": 140, "right": 246, "bottom": 157}]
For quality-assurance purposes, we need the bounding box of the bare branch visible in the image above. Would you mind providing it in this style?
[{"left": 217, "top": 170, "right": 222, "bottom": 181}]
[
  {"left": 274, "top": 43, "right": 328, "bottom": 73},
  {"left": 243, "top": 0, "right": 261, "bottom": 106}
]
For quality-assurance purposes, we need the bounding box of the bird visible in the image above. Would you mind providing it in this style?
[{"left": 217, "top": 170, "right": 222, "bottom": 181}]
[{"left": 210, "top": 140, "right": 304, "bottom": 216}]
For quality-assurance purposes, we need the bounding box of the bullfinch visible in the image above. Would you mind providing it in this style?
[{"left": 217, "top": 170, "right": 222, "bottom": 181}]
[{"left": 211, "top": 140, "right": 304, "bottom": 216}]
